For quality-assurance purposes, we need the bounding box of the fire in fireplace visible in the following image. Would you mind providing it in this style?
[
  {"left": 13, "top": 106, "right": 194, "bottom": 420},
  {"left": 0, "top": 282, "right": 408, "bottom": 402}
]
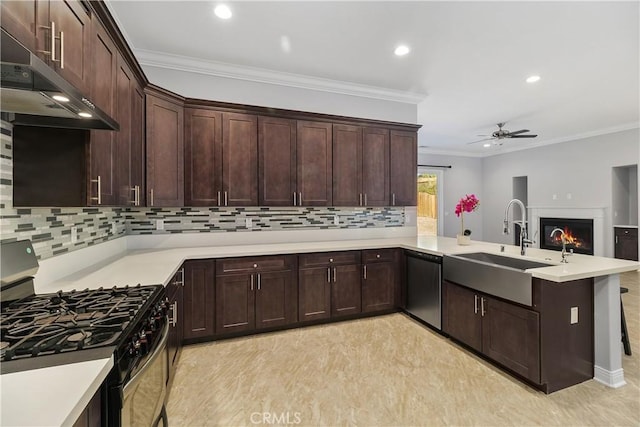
[{"left": 540, "top": 217, "right": 594, "bottom": 255}]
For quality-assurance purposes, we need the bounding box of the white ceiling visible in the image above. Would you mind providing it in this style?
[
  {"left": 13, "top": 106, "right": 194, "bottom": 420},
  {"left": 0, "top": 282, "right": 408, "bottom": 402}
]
[{"left": 106, "top": 1, "right": 639, "bottom": 156}]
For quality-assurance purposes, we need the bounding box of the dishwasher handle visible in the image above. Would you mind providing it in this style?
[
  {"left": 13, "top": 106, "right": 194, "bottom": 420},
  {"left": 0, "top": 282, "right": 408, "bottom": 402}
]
[{"left": 405, "top": 250, "right": 442, "bottom": 264}]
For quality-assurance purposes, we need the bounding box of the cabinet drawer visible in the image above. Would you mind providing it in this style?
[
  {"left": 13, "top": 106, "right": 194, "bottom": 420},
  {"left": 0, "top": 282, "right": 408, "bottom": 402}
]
[
  {"left": 362, "top": 249, "right": 396, "bottom": 264},
  {"left": 299, "top": 251, "right": 361, "bottom": 268},
  {"left": 216, "top": 255, "right": 296, "bottom": 274},
  {"left": 615, "top": 227, "right": 638, "bottom": 237}
]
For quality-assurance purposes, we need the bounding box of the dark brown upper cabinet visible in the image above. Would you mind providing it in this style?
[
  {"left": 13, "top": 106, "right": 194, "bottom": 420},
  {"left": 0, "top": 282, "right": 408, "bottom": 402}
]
[
  {"left": 184, "top": 110, "right": 257, "bottom": 206},
  {"left": 258, "top": 116, "right": 297, "bottom": 206},
  {"left": 88, "top": 19, "right": 117, "bottom": 206},
  {"left": 146, "top": 88, "right": 184, "bottom": 207},
  {"left": 389, "top": 130, "right": 417, "bottom": 206},
  {"left": 296, "top": 120, "right": 333, "bottom": 206},
  {"left": 332, "top": 125, "right": 389, "bottom": 207}
]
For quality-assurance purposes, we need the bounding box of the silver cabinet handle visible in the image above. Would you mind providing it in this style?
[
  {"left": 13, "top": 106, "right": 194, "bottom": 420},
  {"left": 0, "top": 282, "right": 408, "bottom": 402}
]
[
  {"left": 135, "top": 185, "right": 140, "bottom": 206},
  {"left": 224, "top": 191, "right": 228, "bottom": 206},
  {"left": 299, "top": 192, "right": 302, "bottom": 206},
  {"left": 38, "top": 21, "right": 56, "bottom": 60},
  {"left": 364, "top": 194, "right": 367, "bottom": 206},
  {"left": 257, "top": 273, "right": 261, "bottom": 290},
  {"left": 327, "top": 267, "right": 331, "bottom": 283},
  {"left": 474, "top": 294, "right": 478, "bottom": 314},
  {"left": 217, "top": 191, "right": 221, "bottom": 207},
  {"left": 615, "top": 236, "right": 618, "bottom": 244},
  {"left": 150, "top": 188, "right": 154, "bottom": 206},
  {"left": 59, "top": 30, "right": 64, "bottom": 69},
  {"left": 359, "top": 193, "right": 363, "bottom": 206},
  {"left": 293, "top": 192, "right": 297, "bottom": 206},
  {"left": 481, "top": 297, "right": 486, "bottom": 317},
  {"left": 363, "top": 265, "right": 367, "bottom": 280},
  {"left": 250, "top": 274, "right": 254, "bottom": 291},
  {"left": 170, "top": 301, "right": 178, "bottom": 327},
  {"left": 333, "top": 267, "right": 337, "bottom": 283},
  {"left": 91, "top": 176, "right": 101, "bottom": 205},
  {"left": 176, "top": 268, "right": 185, "bottom": 287}
]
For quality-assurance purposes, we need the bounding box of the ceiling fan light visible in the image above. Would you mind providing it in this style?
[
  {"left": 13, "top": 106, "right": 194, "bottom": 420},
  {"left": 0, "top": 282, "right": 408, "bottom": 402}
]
[{"left": 526, "top": 75, "right": 541, "bottom": 83}]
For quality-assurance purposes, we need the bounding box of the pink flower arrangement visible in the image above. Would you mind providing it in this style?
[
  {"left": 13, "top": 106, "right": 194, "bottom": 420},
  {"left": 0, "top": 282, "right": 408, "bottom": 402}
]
[{"left": 455, "top": 194, "right": 480, "bottom": 235}]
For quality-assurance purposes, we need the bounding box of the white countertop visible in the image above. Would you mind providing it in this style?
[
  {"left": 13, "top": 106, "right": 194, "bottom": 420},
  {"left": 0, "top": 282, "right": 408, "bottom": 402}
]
[
  {"left": 0, "top": 357, "right": 113, "bottom": 427},
  {"left": 4, "top": 231, "right": 638, "bottom": 426}
]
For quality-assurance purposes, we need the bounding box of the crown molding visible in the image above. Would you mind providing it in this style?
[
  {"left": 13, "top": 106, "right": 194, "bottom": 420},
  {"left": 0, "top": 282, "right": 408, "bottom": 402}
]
[{"left": 134, "top": 48, "right": 427, "bottom": 104}]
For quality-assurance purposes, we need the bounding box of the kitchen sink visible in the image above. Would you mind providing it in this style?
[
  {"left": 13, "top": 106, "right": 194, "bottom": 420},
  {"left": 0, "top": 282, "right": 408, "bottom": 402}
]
[
  {"left": 443, "top": 252, "right": 554, "bottom": 306},
  {"left": 453, "top": 252, "right": 553, "bottom": 271}
]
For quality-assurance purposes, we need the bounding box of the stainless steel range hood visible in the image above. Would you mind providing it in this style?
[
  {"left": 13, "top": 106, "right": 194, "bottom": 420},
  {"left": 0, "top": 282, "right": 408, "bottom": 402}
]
[{"left": 1, "top": 28, "right": 119, "bottom": 131}]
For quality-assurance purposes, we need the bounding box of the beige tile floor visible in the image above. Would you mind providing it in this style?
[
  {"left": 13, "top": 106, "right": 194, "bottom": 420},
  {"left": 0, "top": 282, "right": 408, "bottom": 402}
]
[{"left": 167, "top": 271, "right": 639, "bottom": 427}]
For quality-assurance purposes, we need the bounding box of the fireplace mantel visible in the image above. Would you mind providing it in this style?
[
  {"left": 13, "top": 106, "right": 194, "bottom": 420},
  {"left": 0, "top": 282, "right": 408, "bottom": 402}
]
[{"left": 529, "top": 206, "right": 606, "bottom": 256}]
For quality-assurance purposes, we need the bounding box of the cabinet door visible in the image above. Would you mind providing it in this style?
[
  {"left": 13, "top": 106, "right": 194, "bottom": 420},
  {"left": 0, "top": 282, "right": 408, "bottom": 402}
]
[
  {"left": 184, "top": 108, "right": 222, "bottom": 206},
  {"left": 332, "top": 124, "right": 362, "bottom": 206},
  {"left": 116, "top": 55, "right": 133, "bottom": 206},
  {"left": 1, "top": 1, "right": 37, "bottom": 52},
  {"left": 215, "top": 273, "right": 255, "bottom": 334},
  {"left": 184, "top": 260, "right": 216, "bottom": 340},
  {"left": 87, "top": 21, "right": 117, "bottom": 207},
  {"left": 389, "top": 130, "right": 417, "bottom": 206},
  {"left": 482, "top": 296, "right": 540, "bottom": 383},
  {"left": 362, "top": 261, "right": 395, "bottom": 312},
  {"left": 222, "top": 113, "right": 258, "bottom": 206},
  {"left": 258, "top": 116, "right": 297, "bottom": 206},
  {"left": 442, "top": 281, "right": 482, "bottom": 352},
  {"left": 298, "top": 267, "right": 332, "bottom": 322},
  {"left": 362, "top": 127, "right": 389, "bottom": 206},
  {"left": 166, "top": 277, "right": 183, "bottom": 385},
  {"left": 331, "top": 264, "right": 362, "bottom": 317},
  {"left": 296, "top": 120, "right": 332, "bottom": 206},
  {"left": 130, "top": 83, "right": 145, "bottom": 206},
  {"left": 146, "top": 93, "right": 184, "bottom": 206},
  {"left": 615, "top": 228, "right": 639, "bottom": 261},
  {"left": 48, "top": 0, "right": 91, "bottom": 93},
  {"left": 255, "top": 270, "right": 297, "bottom": 329}
]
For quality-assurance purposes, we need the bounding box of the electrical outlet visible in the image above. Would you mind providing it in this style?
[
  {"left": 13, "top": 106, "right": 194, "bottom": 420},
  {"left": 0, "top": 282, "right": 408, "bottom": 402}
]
[
  {"left": 156, "top": 219, "right": 164, "bottom": 230},
  {"left": 570, "top": 307, "right": 579, "bottom": 324},
  {"left": 245, "top": 218, "right": 252, "bottom": 229},
  {"left": 70, "top": 226, "right": 78, "bottom": 244},
  {"left": 111, "top": 222, "right": 117, "bottom": 235},
  {"left": 333, "top": 215, "right": 339, "bottom": 226}
]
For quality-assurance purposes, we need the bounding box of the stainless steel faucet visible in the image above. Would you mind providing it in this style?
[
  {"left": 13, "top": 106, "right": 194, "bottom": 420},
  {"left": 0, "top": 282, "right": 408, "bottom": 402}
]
[
  {"left": 549, "top": 227, "right": 571, "bottom": 263},
  {"left": 503, "top": 198, "right": 534, "bottom": 256}
]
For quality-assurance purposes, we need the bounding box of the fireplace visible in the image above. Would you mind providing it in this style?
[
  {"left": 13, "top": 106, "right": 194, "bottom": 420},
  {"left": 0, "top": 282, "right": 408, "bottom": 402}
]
[{"left": 540, "top": 217, "right": 594, "bottom": 255}]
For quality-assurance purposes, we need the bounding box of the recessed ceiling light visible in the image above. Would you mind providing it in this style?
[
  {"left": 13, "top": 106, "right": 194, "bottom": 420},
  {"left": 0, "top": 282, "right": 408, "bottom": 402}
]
[
  {"left": 52, "top": 95, "right": 70, "bottom": 102},
  {"left": 483, "top": 143, "right": 491, "bottom": 148},
  {"left": 78, "top": 112, "right": 92, "bottom": 118},
  {"left": 214, "top": 4, "right": 232, "bottom": 19},
  {"left": 394, "top": 45, "right": 410, "bottom": 56},
  {"left": 526, "top": 75, "right": 541, "bottom": 83}
]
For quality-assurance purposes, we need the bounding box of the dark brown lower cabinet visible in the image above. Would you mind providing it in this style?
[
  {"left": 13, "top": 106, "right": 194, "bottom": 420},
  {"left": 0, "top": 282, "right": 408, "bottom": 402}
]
[
  {"left": 331, "top": 264, "right": 362, "bottom": 317},
  {"left": 614, "top": 227, "right": 638, "bottom": 261},
  {"left": 183, "top": 260, "right": 216, "bottom": 341},
  {"left": 166, "top": 267, "right": 184, "bottom": 388},
  {"left": 362, "top": 249, "right": 398, "bottom": 313},
  {"left": 72, "top": 389, "right": 101, "bottom": 427},
  {"left": 298, "top": 267, "right": 332, "bottom": 322},
  {"left": 215, "top": 256, "right": 297, "bottom": 335},
  {"left": 443, "top": 278, "right": 593, "bottom": 393}
]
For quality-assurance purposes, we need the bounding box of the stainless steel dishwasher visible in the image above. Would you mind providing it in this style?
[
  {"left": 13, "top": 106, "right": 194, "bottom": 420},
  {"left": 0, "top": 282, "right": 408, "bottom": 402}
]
[{"left": 405, "top": 250, "right": 442, "bottom": 330}]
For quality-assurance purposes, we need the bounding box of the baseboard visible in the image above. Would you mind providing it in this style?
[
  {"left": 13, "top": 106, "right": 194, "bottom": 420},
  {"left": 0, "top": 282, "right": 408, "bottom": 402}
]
[{"left": 593, "top": 365, "right": 626, "bottom": 388}]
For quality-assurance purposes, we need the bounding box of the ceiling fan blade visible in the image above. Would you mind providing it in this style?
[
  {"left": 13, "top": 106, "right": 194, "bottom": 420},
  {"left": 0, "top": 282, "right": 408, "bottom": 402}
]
[
  {"left": 509, "top": 134, "right": 537, "bottom": 138},
  {"left": 466, "top": 137, "right": 495, "bottom": 145},
  {"left": 508, "top": 129, "right": 529, "bottom": 136}
]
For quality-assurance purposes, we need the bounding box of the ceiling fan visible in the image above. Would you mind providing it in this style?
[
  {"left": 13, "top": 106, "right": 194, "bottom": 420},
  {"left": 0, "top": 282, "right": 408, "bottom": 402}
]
[{"left": 467, "top": 123, "right": 537, "bottom": 145}]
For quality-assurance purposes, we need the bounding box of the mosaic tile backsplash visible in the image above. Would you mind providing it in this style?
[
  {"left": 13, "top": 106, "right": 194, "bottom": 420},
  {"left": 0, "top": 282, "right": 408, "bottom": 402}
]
[{"left": 0, "top": 121, "right": 405, "bottom": 260}]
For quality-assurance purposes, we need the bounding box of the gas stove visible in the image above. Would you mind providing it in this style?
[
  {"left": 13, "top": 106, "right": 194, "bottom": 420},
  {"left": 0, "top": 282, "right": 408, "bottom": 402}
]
[{"left": 1, "top": 284, "right": 166, "bottom": 374}]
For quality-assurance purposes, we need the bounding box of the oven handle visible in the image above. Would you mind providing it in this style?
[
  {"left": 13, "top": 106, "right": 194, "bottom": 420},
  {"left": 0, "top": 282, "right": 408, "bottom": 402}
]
[{"left": 123, "top": 320, "right": 169, "bottom": 398}]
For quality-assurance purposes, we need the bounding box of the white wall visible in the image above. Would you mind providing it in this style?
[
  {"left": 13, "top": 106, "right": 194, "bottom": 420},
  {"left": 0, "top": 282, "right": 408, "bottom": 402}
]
[
  {"left": 142, "top": 65, "right": 418, "bottom": 124},
  {"left": 482, "top": 128, "right": 639, "bottom": 256},
  {"left": 417, "top": 152, "right": 484, "bottom": 240}
]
